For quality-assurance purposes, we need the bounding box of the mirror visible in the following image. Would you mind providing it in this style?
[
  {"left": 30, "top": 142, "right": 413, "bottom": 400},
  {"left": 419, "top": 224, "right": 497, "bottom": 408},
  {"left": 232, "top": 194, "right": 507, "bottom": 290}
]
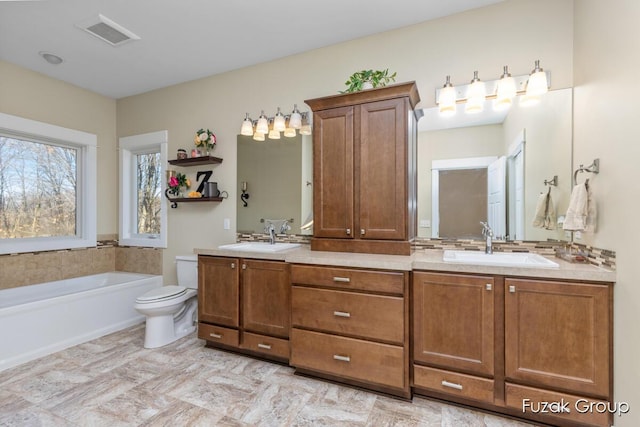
[
  {"left": 417, "top": 88, "right": 573, "bottom": 241},
  {"left": 236, "top": 134, "right": 313, "bottom": 235}
]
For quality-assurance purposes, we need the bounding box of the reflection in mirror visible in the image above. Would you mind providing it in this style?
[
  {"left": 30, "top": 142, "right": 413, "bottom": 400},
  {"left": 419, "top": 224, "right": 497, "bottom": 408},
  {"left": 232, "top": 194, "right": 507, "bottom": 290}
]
[
  {"left": 236, "top": 134, "right": 312, "bottom": 235},
  {"left": 417, "top": 88, "right": 572, "bottom": 241}
]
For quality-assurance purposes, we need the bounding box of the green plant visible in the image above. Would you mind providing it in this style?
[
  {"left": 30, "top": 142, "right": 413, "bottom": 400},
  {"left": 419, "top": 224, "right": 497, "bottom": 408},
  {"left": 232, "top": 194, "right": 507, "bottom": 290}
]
[{"left": 342, "top": 69, "right": 397, "bottom": 93}]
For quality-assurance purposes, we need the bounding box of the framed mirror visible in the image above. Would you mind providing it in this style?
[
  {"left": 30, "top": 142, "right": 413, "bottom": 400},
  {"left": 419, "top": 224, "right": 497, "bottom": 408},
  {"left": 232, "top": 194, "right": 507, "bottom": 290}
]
[
  {"left": 236, "top": 134, "right": 313, "bottom": 235},
  {"left": 417, "top": 88, "right": 573, "bottom": 241}
]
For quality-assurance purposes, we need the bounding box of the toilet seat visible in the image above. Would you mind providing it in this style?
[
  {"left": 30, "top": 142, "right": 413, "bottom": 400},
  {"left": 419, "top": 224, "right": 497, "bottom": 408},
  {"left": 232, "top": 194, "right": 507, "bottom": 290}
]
[{"left": 135, "top": 285, "right": 186, "bottom": 304}]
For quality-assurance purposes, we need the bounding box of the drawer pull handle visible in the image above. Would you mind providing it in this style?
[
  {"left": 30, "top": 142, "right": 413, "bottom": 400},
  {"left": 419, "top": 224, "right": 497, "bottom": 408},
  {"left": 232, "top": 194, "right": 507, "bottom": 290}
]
[
  {"left": 486, "top": 283, "right": 492, "bottom": 291},
  {"left": 333, "top": 354, "right": 351, "bottom": 363},
  {"left": 346, "top": 228, "right": 351, "bottom": 235},
  {"left": 231, "top": 263, "right": 236, "bottom": 269},
  {"left": 333, "top": 311, "right": 351, "bottom": 318},
  {"left": 441, "top": 380, "right": 463, "bottom": 390},
  {"left": 257, "top": 343, "right": 272, "bottom": 350},
  {"left": 210, "top": 333, "right": 222, "bottom": 339},
  {"left": 333, "top": 277, "right": 351, "bottom": 283}
]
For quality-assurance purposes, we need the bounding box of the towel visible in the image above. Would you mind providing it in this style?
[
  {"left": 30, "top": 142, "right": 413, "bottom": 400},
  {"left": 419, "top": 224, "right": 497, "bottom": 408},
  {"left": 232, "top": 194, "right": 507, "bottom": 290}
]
[
  {"left": 532, "top": 189, "right": 556, "bottom": 230},
  {"left": 563, "top": 183, "right": 597, "bottom": 232}
]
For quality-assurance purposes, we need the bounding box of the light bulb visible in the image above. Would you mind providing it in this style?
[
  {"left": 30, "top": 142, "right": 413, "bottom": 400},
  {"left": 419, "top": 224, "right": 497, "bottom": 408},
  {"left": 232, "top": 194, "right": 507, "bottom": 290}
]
[
  {"left": 494, "top": 66, "right": 516, "bottom": 111},
  {"left": 273, "top": 107, "right": 286, "bottom": 132},
  {"left": 240, "top": 113, "right": 254, "bottom": 136},
  {"left": 289, "top": 104, "right": 302, "bottom": 129},
  {"left": 256, "top": 110, "right": 269, "bottom": 134},
  {"left": 526, "top": 60, "right": 548, "bottom": 97}
]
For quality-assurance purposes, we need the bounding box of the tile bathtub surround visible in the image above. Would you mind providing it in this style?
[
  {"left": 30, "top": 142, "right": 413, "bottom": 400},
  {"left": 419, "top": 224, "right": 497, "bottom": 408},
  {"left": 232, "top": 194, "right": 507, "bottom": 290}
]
[
  {"left": 115, "top": 246, "right": 163, "bottom": 275},
  {"left": 0, "top": 246, "right": 116, "bottom": 290},
  {"left": 0, "top": 325, "right": 535, "bottom": 427}
]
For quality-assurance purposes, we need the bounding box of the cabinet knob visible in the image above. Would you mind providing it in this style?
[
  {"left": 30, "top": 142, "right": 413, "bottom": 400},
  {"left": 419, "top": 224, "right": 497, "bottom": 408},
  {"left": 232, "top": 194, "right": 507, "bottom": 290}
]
[
  {"left": 360, "top": 229, "right": 365, "bottom": 236},
  {"left": 346, "top": 228, "right": 351, "bottom": 235},
  {"left": 230, "top": 263, "right": 235, "bottom": 269},
  {"left": 509, "top": 285, "right": 516, "bottom": 293},
  {"left": 242, "top": 264, "right": 246, "bottom": 270},
  {"left": 486, "top": 283, "right": 492, "bottom": 291}
]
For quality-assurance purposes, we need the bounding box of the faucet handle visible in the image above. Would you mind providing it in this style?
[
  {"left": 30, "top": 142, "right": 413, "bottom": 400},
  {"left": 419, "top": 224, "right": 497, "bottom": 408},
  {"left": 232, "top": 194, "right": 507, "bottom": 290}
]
[{"left": 480, "top": 221, "right": 493, "bottom": 237}]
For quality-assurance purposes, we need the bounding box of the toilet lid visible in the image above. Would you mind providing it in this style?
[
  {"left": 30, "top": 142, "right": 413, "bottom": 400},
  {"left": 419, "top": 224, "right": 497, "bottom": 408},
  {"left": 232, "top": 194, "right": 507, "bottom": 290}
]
[{"left": 136, "top": 285, "right": 186, "bottom": 303}]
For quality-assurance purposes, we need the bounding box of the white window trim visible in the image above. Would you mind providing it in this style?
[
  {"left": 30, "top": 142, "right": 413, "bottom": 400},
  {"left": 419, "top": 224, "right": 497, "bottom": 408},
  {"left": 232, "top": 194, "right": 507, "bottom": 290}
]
[
  {"left": 119, "top": 130, "right": 168, "bottom": 248},
  {"left": 0, "top": 112, "right": 97, "bottom": 255}
]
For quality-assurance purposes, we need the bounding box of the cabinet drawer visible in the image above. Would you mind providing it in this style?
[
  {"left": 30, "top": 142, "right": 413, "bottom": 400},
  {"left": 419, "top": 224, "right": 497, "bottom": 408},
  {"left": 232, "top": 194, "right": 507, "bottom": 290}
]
[
  {"left": 291, "top": 328, "right": 405, "bottom": 390},
  {"left": 505, "top": 383, "right": 611, "bottom": 427},
  {"left": 413, "top": 365, "right": 494, "bottom": 404},
  {"left": 198, "top": 323, "right": 239, "bottom": 347},
  {"left": 241, "top": 332, "right": 289, "bottom": 360},
  {"left": 291, "top": 264, "right": 404, "bottom": 294},
  {"left": 292, "top": 286, "right": 404, "bottom": 344}
]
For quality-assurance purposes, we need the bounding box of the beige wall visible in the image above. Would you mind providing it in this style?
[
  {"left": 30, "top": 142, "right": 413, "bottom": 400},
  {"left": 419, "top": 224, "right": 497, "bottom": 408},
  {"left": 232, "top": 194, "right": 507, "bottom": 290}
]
[
  {"left": 574, "top": 0, "right": 640, "bottom": 425},
  {"left": 0, "top": 61, "right": 118, "bottom": 236},
  {"left": 116, "top": 0, "right": 575, "bottom": 282}
]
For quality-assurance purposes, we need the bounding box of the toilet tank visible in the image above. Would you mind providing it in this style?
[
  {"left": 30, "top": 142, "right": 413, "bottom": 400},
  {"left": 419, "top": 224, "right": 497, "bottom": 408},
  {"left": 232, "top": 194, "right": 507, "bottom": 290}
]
[{"left": 176, "top": 255, "right": 198, "bottom": 289}]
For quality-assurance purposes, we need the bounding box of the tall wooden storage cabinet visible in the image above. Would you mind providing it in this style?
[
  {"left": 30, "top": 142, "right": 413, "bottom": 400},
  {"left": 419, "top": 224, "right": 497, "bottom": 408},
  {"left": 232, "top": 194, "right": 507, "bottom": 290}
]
[{"left": 305, "top": 82, "right": 421, "bottom": 255}]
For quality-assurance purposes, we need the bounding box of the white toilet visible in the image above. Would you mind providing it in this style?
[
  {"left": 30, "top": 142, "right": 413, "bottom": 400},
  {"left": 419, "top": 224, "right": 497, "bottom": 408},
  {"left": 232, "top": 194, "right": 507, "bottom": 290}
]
[{"left": 134, "top": 255, "right": 198, "bottom": 348}]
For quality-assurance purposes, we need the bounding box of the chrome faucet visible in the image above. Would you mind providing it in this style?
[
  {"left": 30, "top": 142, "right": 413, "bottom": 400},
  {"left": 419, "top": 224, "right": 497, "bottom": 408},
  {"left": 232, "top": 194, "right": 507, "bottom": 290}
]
[
  {"left": 267, "top": 223, "right": 276, "bottom": 245},
  {"left": 480, "top": 221, "right": 494, "bottom": 254}
]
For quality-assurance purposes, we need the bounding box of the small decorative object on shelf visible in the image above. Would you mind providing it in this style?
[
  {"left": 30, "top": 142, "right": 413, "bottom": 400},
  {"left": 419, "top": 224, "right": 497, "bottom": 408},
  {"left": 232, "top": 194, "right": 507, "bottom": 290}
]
[
  {"left": 194, "top": 128, "right": 216, "bottom": 157},
  {"left": 177, "top": 149, "right": 188, "bottom": 159},
  {"left": 341, "top": 69, "right": 397, "bottom": 93},
  {"left": 166, "top": 172, "right": 190, "bottom": 198}
]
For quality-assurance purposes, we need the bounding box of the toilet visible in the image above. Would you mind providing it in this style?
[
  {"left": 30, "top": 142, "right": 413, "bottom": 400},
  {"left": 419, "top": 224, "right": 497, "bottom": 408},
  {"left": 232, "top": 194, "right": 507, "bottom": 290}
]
[{"left": 134, "top": 255, "right": 198, "bottom": 348}]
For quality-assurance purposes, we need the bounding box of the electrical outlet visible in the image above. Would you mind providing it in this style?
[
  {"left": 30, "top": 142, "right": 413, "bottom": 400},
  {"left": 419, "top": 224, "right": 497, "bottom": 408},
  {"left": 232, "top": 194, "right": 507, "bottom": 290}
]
[
  {"left": 223, "top": 218, "right": 230, "bottom": 230},
  {"left": 419, "top": 219, "right": 431, "bottom": 228}
]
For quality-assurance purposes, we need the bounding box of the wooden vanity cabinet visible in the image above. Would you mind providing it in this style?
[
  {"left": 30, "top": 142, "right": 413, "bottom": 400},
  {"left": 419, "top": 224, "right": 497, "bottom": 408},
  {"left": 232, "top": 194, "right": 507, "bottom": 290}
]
[
  {"left": 305, "top": 82, "right": 421, "bottom": 256},
  {"left": 290, "top": 264, "right": 411, "bottom": 398},
  {"left": 198, "top": 256, "right": 290, "bottom": 362},
  {"left": 412, "top": 271, "right": 614, "bottom": 427}
]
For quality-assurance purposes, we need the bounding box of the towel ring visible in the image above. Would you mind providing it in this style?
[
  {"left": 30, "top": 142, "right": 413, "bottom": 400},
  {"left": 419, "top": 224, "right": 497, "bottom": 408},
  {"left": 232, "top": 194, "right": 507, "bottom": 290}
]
[{"left": 573, "top": 159, "right": 600, "bottom": 185}]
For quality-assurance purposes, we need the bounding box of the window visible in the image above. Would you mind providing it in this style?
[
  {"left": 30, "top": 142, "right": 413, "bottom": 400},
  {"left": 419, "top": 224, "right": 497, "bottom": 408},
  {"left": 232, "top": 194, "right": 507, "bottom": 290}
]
[
  {"left": 0, "top": 113, "right": 97, "bottom": 255},
  {"left": 119, "top": 131, "right": 168, "bottom": 248}
]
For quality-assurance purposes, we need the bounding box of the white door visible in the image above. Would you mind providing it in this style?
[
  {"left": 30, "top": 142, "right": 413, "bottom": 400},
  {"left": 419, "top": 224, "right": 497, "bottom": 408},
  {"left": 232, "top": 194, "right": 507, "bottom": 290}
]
[{"left": 487, "top": 156, "right": 506, "bottom": 239}]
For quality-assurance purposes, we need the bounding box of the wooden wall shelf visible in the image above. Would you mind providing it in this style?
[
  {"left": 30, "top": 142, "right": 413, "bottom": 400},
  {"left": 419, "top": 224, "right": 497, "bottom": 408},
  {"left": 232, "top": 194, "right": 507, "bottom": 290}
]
[{"left": 168, "top": 156, "right": 223, "bottom": 167}]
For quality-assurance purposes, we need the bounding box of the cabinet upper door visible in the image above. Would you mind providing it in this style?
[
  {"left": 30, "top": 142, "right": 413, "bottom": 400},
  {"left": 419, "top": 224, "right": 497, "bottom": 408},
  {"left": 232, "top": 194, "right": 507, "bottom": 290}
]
[
  {"left": 413, "top": 272, "right": 495, "bottom": 376},
  {"left": 313, "top": 106, "right": 354, "bottom": 238},
  {"left": 359, "top": 98, "right": 407, "bottom": 240},
  {"left": 198, "top": 256, "right": 239, "bottom": 327},
  {"left": 242, "top": 260, "right": 290, "bottom": 338},
  {"left": 504, "top": 278, "right": 611, "bottom": 399}
]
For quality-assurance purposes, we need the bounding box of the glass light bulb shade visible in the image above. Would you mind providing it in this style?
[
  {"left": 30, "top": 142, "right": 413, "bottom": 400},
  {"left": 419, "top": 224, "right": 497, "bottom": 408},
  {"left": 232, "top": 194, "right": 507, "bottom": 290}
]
[
  {"left": 438, "top": 85, "right": 457, "bottom": 116},
  {"left": 253, "top": 131, "right": 265, "bottom": 142},
  {"left": 284, "top": 127, "right": 297, "bottom": 137},
  {"left": 256, "top": 116, "right": 269, "bottom": 134},
  {"left": 289, "top": 111, "right": 302, "bottom": 129},
  {"left": 300, "top": 124, "right": 312, "bottom": 135},
  {"left": 268, "top": 129, "right": 281, "bottom": 140},
  {"left": 273, "top": 112, "right": 286, "bottom": 132},
  {"left": 465, "top": 80, "right": 486, "bottom": 114},
  {"left": 526, "top": 70, "right": 548, "bottom": 97},
  {"left": 240, "top": 119, "right": 254, "bottom": 136},
  {"left": 496, "top": 75, "right": 516, "bottom": 101},
  {"left": 519, "top": 94, "right": 540, "bottom": 107}
]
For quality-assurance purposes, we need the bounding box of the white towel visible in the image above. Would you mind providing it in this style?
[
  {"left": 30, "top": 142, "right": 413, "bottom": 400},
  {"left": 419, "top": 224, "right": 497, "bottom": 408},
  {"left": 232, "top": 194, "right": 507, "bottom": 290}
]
[
  {"left": 532, "top": 190, "right": 556, "bottom": 230},
  {"left": 563, "top": 183, "right": 596, "bottom": 232}
]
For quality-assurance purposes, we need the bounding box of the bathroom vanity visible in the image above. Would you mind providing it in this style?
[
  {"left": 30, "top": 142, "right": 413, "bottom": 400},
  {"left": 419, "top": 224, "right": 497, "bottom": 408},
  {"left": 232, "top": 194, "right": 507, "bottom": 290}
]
[{"left": 196, "top": 245, "right": 614, "bottom": 427}]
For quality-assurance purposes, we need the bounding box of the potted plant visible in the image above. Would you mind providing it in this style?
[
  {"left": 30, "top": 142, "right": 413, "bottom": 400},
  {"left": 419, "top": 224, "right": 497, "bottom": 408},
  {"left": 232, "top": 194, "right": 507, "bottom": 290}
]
[{"left": 342, "top": 69, "right": 397, "bottom": 93}]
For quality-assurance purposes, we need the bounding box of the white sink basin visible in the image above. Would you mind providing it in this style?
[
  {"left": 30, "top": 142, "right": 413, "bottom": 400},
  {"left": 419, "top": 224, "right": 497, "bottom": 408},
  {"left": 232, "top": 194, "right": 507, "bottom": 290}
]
[
  {"left": 218, "top": 242, "right": 301, "bottom": 253},
  {"left": 442, "top": 250, "right": 559, "bottom": 268}
]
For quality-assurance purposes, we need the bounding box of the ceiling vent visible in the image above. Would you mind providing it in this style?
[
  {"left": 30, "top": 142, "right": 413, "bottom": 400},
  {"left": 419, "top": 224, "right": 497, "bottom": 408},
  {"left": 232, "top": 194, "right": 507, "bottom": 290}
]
[{"left": 76, "top": 14, "right": 140, "bottom": 47}]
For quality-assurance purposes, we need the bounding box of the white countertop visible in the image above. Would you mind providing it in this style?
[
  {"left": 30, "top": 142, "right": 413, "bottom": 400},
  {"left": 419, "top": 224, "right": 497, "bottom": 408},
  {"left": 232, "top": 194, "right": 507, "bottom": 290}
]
[{"left": 194, "top": 245, "right": 616, "bottom": 283}]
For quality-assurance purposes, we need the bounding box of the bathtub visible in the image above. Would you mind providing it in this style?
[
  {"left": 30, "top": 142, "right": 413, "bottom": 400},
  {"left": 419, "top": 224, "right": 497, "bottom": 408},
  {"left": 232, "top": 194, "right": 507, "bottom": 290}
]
[{"left": 0, "top": 272, "right": 162, "bottom": 372}]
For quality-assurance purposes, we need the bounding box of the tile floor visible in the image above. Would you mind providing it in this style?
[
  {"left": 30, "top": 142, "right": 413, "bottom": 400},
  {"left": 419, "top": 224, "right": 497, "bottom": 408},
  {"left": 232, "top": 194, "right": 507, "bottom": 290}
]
[{"left": 0, "top": 324, "right": 535, "bottom": 426}]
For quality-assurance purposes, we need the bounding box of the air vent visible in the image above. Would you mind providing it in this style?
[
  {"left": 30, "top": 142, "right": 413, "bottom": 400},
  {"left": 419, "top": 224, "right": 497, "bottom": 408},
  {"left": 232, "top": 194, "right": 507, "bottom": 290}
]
[{"left": 76, "top": 14, "right": 140, "bottom": 47}]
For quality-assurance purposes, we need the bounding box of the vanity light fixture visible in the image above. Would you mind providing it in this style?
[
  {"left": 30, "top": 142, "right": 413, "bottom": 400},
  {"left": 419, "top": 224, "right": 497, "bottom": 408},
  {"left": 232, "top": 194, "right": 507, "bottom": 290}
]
[
  {"left": 240, "top": 104, "right": 311, "bottom": 141},
  {"left": 435, "top": 60, "right": 551, "bottom": 115}
]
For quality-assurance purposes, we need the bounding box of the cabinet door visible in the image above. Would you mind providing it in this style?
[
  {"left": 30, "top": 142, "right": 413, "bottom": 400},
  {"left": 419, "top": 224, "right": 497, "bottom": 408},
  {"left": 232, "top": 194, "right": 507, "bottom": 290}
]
[
  {"left": 313, "top": 106, "right": 354, "bottom": 238},
  {"left": 198, "top": 256, "right": 239, "bottom": 327},
  {"left": 505, "top": 278, "right": 611, "bottom": 399},
  {"left": 358, "top": 98, "right": 407, "bottom": 240},
  {"left": 242, "top": 260, "right": 290, "bottom": 338},
  {"left": 413, "top": 272, "right": 494, "bottom": 376}
]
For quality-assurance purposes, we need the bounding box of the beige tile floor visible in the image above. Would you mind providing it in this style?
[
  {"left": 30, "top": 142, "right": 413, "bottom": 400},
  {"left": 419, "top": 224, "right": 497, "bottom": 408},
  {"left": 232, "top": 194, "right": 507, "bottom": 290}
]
[{"left": 0, "top": 324, "right": 535, "bottom": 427}]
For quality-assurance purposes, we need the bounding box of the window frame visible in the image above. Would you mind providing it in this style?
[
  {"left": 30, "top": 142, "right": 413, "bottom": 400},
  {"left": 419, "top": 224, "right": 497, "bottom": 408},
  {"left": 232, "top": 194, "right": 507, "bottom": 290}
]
[
  {"left": 0, "top": 112, "right": 97, "bottom": 255},
  {"left": 119, "top": 130, "right": 168, "bottom": 248}
]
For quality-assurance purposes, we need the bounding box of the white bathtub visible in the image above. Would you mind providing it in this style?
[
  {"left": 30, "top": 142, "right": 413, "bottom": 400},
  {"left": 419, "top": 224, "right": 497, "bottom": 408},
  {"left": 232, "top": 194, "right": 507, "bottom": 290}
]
[{"left": 0, "top": 272, "right": 162, "bottom": 372}]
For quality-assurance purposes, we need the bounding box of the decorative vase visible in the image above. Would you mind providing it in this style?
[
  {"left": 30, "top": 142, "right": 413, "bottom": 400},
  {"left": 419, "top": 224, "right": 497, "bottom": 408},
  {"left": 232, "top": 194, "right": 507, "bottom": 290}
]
[
  {"left": 362, "top": 80, "right": 374, "bottom": 90},
  {"left": 199, "top": 147, "right": 209, "bottom": 157}
]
